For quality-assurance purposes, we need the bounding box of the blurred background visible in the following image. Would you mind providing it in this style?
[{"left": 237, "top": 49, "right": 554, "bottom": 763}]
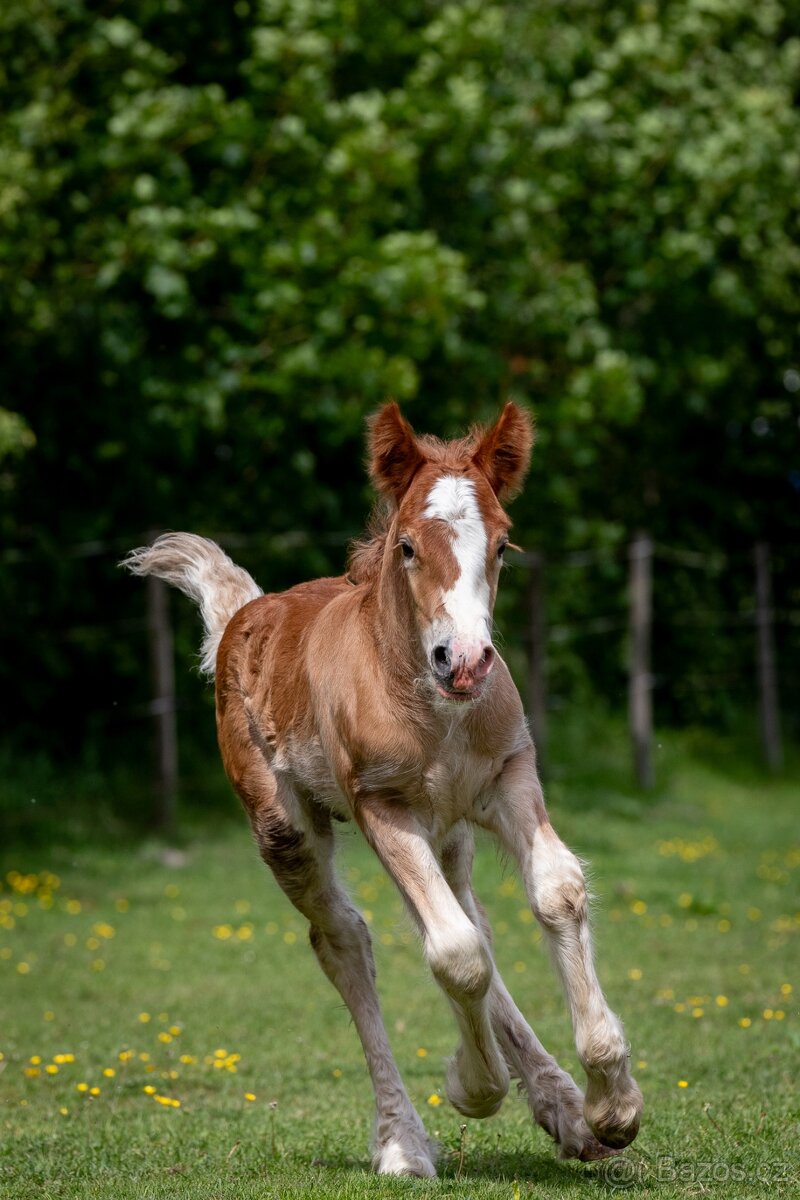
[{"left": 2, "top": 0, "right": 799, "bottom": 835}]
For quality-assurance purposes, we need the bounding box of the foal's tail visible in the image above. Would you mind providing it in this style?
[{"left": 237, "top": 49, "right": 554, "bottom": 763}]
[{"left": 122, "top": 533, "right": 262, "bottom": 676}]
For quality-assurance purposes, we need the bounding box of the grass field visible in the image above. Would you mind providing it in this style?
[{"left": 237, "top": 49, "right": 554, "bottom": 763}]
[{"left": 1, "top": 719, "right": 798, "bottom": 1199}]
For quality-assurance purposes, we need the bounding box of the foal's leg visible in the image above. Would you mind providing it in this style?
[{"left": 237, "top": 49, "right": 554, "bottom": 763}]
[
  {"left": 441, "top": 823, "right": 616, "bottom": 1161},
  {"left": 249, "top": 772, "right": 436, "bottom": 1176},
  {"left": 480, "top": 750, "right": 643, "bottom": 1149},
  {"left": 355, "top": 800, "right": 510, "bottom": 1119}
]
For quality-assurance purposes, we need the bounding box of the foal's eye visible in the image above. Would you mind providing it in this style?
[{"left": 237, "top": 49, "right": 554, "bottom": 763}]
[
  {"left": 497, "top": 540, "right": 508, "bottom": 561},
  {"left": 399, "top": 539, "right": 415, "bottom": 562}
]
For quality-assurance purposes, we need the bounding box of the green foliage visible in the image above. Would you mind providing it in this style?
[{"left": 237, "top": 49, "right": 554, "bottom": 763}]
[{"left": 1, "top": 0, "right": 799, "bottom": 753}]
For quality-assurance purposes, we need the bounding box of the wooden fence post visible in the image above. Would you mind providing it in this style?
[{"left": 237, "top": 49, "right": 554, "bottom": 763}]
[
  {"left": 628, "top": 532, "right": 654, "bottom": 789},
  {"left": 146, "top": 572, "right": 179, "bottom": 832},
  {"left": 526, "top": 552, "right": 548, "bottom": 771},
  {"left": 754, "top": 542, "right": 783, "bottom": 772}
]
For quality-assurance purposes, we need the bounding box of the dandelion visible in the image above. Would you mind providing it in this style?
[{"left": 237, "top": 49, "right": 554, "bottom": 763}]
[
  {"left": 29, "top": 1056, "right": 41, "bottom": 1065},
  {"left": 677, "top": 1080, "right": 689, "bottom": 1088},
  {"left": 54, "top": 1054, "right": 75, "bottom": 1064},
  {"left": 715, "top": 995, "right": 728, "bottom": 1007},
  {"left": 43, "top": 1012, "right": 55, "bottom": 1022},
  {"left": 763, "top": 1009, "right": 774, "bottom": 1020},
  {"left": 628, "top": 968, "right": 643, "bottom": 981},
  {"left": 24, "top": 1067, "right": 40, "bottom": 1078},
  {"left": 179, "top": 1055, "right": 196, "bottom": 1065},
  {"left": 332, "top": 1069, "right": 342, "bottom": 1079},
  {"left": 283, "top": 931, "right": 296, "bottom": 945},
  {"left": 115, "top": 898, "right": 130, "bottom": 912},
  {"left": 513, "top": 961, "right": 526, "bottom": 973},
  {"left": 158, "top": 1033, "right": 173, "bottom": 1044},
  {"left": 780, "top": 983, "right": 792, "bottom": 996},
  {"left": 245, "top": 1092, "right": 256, "bottom": 1102},
  {"left": 678, "top": 893, "right": 692, "bottom": 908},
  {"left": 427, "top": 1094, "right": 442, "bottom": 1106},
  {"left": 637, "top": 1060, "right": 648, "bottom": 1070},
  {"left": 738, "top": 1018, "right": 752, "bottom": 1028},
  {"left": 45, "top": 1064, "right": 59, "bottom": 1075},
  {"left": 118, "top": 1050, "right": 134, "bottom": 1063},
  {"left": 89, "top": 1087, "right": 100, "bottom": 1096},
  {"left": 631, "top": 900, "right": 647, "bottom": 916},
  {"left": 717, "top": 919, "right": 731, "bottom": 933},
  {"left": 103, "top": 1068, "right": 115, "bottom": 1078},
  {"left": 59, "top": 1107, "right": 68, "bottom": 1116},
  {"left": 138, "top": 1013, "right": 151, "bottom": 1023},
  {"left": 168, "top": 1025, "right": 181, "bottom": 1037},
  {"left": 692, "top": 1008, "right": 704, "bottom": 1018},
  {"left": 774, "top": 1010, "right": 785, "bottom": 1020},
  {"left": 143, "top": 1085, "right": 156, "bottom": 1094},
  {"left": 16, "top": 962, "right": 30, "bottom": 975},
  {"left": 76, "top": 1083, "right": 88, "bottom": 1093},
  {"left": 416, "top": 1048, "right": 427, "bottom": 1058}
]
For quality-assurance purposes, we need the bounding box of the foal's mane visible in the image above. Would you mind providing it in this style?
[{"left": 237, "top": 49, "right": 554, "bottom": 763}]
[{"left": 346, "top": 429, "right": 482, "bottom": 585}]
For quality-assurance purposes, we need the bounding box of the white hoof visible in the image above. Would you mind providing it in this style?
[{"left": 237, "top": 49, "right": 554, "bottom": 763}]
[{"left": 374, "top": 1140, "right": 437, "bottom": 1177}]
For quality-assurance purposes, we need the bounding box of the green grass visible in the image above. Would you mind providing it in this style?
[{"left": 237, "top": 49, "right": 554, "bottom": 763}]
[{"left": 1, "top": 721, "right": 798, "bottom": 1199}]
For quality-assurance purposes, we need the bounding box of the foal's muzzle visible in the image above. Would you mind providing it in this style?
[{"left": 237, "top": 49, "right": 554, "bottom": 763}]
[{"left": 431, "top": 639, "right": 495, "bottom": 699}]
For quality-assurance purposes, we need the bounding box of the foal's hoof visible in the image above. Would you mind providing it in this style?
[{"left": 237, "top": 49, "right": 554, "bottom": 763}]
[
  {"left": 583, "top": 1076, "right": 643, "bottom": 1149},
  {"left": 574, "top": 1136, "right": 620, "bottom": 1162},
  {"left": 374, "top": 1141, "right": 437, "bottom": 1177},
  {"left": 446, "top": 1045, "right": 510, "bottom": 1119}
]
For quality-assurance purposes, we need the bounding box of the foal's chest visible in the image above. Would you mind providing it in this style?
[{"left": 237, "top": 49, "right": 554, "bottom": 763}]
[{"left": 423, "top": 735, "right": 497, "bottom": 823}]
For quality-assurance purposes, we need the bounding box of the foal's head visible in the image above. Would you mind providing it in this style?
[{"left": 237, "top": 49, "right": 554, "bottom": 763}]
[{"left": 366, "top": 402, "right": 534, "bottom": 704}]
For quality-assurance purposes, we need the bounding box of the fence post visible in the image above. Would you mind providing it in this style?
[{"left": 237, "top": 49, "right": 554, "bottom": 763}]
[
  {"left": 526, "top": 552, "right": 548, "bottom": 771},
  {"left": 754, "top": 542, "right": 783, "bottom": 772},
  {"left": 628, "top": 532, "right": 654, "bottom": 789},
  {"left": 146, "top": 572, "right": 179, "bottom": 831}
]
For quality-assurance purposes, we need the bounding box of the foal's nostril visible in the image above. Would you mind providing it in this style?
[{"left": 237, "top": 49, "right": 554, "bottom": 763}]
[
  {"left": 475, "top": 646, "right": 495, "bottom": 680},
  {"left": 432, "top": 644, "right": 451, "bottom": 675}
]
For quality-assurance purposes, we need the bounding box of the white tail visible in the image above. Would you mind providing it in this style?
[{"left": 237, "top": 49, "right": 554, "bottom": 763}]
[{"left": 122, "top": 533, "right": 262, "bottom": 675}]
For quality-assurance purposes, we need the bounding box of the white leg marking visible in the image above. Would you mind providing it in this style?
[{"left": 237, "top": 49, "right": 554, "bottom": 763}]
[{"left": 526, "top": 825, "right": 643, "bottom": 1147}]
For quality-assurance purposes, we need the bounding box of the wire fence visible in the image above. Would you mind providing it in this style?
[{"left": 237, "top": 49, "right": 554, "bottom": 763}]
[{"left": 2, "top": 528, "right": 794, "bottom": 825}]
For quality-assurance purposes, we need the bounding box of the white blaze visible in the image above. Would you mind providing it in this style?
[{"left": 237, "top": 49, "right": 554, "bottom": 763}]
[{"left": 424, "top": 476, "right": 491, "bottom": 653}]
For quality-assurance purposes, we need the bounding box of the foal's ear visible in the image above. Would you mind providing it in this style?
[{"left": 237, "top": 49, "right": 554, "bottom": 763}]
[
  {"left": 472, "top": 401, "right": 534, "bottom": 501},
  {"left": 367, "top": 402, "right": 426, "bottom": 505}
]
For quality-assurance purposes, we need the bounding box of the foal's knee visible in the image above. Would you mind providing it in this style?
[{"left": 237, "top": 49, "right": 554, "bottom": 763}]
[
  {"left": 531, "top": 833, "right": 588, "bottom": 931},
  {"left": 428, "top": 926, "right": 493, "bottom": 1004}
]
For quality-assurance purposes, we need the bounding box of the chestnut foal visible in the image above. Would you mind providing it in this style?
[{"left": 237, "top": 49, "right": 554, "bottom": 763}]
[{"left": 124, "top": 403, "right": 642, "bottom": 1175}]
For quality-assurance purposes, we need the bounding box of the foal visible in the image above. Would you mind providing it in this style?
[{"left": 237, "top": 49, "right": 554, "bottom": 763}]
[{"left": 124, "top": 402, "right": 642, "bottom": 1175}]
